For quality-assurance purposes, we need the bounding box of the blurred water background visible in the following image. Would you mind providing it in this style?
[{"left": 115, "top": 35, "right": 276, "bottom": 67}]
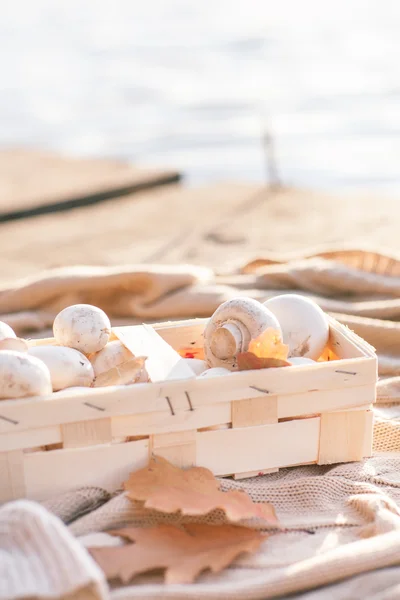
[{"left": 2, "top": 0, "right": 400, "bottom": 193}]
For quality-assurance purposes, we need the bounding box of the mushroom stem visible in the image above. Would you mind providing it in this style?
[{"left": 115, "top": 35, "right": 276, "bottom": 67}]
[{"left": 210, "top": 323, "right": 242, "bottom": 360}]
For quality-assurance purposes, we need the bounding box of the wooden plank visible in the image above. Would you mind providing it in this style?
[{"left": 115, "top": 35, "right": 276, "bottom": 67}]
[
  {"left": 61, "top": 418, "right": 112, "bottom": 448},
  {"left": 233, "top": 468, "right": 277, "bottom": 480},
  {"left": 27, "top": 319, "right": 206, "bottom": 350},
  {"left": 0, "top": 450, "right": 25, "bottom": 502},
  {"left": 112, "top": 402, "right": 231, "bottom": 438},
  {"left": 328, "top": 320, "right": 364, "bottom": 359},
  {"left": 363, "top": 410, "right": 374, "bottom": 458},
  {"left": 114, "top": 325, "right": 196, "bottom": 381},
  {"left": 0, "top": 182, "right": 261, "bottom": 282},
  {"left": 197, "top": 418, "right": 320, "bottom": 476},
  {"left": 0, "top": 356, "right": 377, "bottom": 433},
  {"left": 0, "top": 425, "right": 61, "bottom": 452},
  {"left": 232, "top": 396, "right": 277, "bottom": 428},
  {"left": 0, "top": 149, "right": 180, "bottom": 222},
  {"left": 151, "top": 430, "right": 196, "bottom": 469},
  {"left": 331, "top": 403, "right": 372, "bottom": 413},
  {"left": 153, "top": 320, "right": 205, "bottom": 353},
  {"left": 318, "top": 410, "right": 373, "bottom": 465},
  {"left": 328, "top": 317, "right": 377, "bottom": 360},
  {"left": 278, "top": 384, "right": 376, "bottom": 419},
  {"left": 24, "top": 439, "right": 149, "bottom": 501},
  {"left": 232, "top": 395, "right": 278, "bottom": 480}
]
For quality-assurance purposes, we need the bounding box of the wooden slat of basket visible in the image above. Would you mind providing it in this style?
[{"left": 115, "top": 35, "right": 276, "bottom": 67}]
[
  {"left": 197, "top": 417, "right": 321, "bottom": 476},
  {"left": 114, "top": 324, "right": 196, "bottom": 381},
  {"left": 150, "top": 319, "right": 206, "bottom": 351},
  {"left": 112, "top": 402, "right": 231, "bottom": 439},
  {"left": 328, "top": 317, "right": 377, "bottom": 359},
  {"left": 151, "top": 430, "right": 197, "bottom": 469},
  {"left": 232, "top": 396, "right": 278, "bottom": 428},
  {"left": 0, "top": 392, "right": 374, "bottom": 454},
  {"left": 0, "top": 450, "right": 25, "bottom": 502},
  {"left": 27, "top": 320, "right": 206, "bottom": 350},
  {"left": 278, "top": 384, "right": 375, "bottom": 419},
  {"left": 232, "top": 396, "right": 278, "bottom": 480},
  {"left": 0, "top": 425, "right": 61, "bottom": 452},
  {"left": 318, "top": 409, "right": 374, "bottom": 464},
  {"left": 20, "top": 418, "right": 321, "bottom": 501},
  {"left": 115, "top": 322, "right": 202, "bottom": 466},
  {"left": 62, "top": 418, "right": 113, "bottom": 449},
  {"left": 0, "top": 355, "right": 376, "bottom": 435},
  {"left": 23, "top": 439, "right": 149, "bottom": 502}
]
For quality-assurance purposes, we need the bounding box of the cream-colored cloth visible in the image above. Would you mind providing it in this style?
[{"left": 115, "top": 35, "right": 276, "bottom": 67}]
[
  {"left": 4, "top": 248, "right": 400, "bottom": 599},
  {"left": 0, "top": 500, "right": 108, "bottom": 600},
  {"left": 45, "top": 457, "right": 400, "bottom": 600}
]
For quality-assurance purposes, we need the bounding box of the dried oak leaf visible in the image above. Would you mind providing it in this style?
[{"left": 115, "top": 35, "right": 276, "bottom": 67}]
[
  {"left": 124, "top": 455, "right": 278, "bottom": 524},
  {"left": 90, "top": 523, "right": 264, "bottom": 585},
  {"left": 248, "top": 328, "right": 289, "bottom": 361},
  {"left": 237, "top": 353, "right": 291, "bottom": 371}
]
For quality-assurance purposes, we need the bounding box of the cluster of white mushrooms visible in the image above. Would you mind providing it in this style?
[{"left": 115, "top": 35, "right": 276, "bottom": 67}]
[
  {"left": 195, "top": 294, "right": 330, "bottom": 378},
  {"left": 0, "top": 293, "right": 330, "bottom": 401},
  {"left": 0, "top": 304, "right": 132, "bottom": 400}
]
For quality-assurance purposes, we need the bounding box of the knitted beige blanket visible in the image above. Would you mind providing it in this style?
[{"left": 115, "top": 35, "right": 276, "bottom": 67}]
[{"left": 3, "top": 248, "right": 400, "bottom": 600}]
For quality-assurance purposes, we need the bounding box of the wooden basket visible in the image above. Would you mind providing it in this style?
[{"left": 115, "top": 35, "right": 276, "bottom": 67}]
[{"left": 0, "top": 316, "right": 377, "bottom": 503}]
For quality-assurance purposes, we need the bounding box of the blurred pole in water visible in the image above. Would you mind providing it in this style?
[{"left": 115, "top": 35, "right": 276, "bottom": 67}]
[{"left": 260, "top": 115, "right": 282, "bottom": 190}]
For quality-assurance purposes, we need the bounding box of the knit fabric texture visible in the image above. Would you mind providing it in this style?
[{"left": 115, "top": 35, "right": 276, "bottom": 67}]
[{"left": 0, "top": 500, "right": 108, "bottom": 600}]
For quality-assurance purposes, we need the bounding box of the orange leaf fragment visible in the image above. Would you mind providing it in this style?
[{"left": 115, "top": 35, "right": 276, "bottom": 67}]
[
  {"left": 237, "top": 352, "right": 291, "bottom": 371},
  {"left": 248, "top": 328, "right": 289, "bottom": 361},
  {"left": 317, "top": 346, "right": 338, "bottom": 362},
  {"left": 178, "top": 346, "right": 205, "bottom": 360},
  {"left": 90, "top": 523, "right": 264, "bottom": 585},
  {"left": 124, "top": 455, "right": 278, "bottom": 524}
]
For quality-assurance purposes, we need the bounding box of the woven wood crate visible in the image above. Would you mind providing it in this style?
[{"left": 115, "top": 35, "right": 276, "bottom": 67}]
[{"left": 0, "top": 316, "right": 377, "bottom": 503}]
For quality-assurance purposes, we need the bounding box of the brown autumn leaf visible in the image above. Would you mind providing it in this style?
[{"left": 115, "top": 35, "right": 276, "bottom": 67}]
[
  {"left": 90, "top": 523, "right": 264, "bottom": 585},
  {"left": 237, "top": 352, "right": 291, "bottom": 371},
  {"left": 248, "top": 327, "right": 289, "bottom": 360},
  {"left": 124, "top": 455, "right": 278, "bottom": 524}
]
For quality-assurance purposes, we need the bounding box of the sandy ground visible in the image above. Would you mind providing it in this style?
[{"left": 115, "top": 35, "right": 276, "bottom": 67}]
[{"left": 0, "top": 151, "right": 399, "bottom": 284}]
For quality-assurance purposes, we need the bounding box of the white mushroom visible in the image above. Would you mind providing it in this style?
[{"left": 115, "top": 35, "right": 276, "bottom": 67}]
[
  {"left": 90, "top": 340, "right": 133, "bottom": 376},
  {"left": 90, "top": 341, "right": 149, "bottom": 384},
  {"left": 183, "top": 358, "right": 208, "bottom": 376},
  {"left": 53, "top": 304, "right": 111, "bottom": 354},
  {"left": 197, "top": 367, "right": 232, "bottom": 379},
  {"left": 0, "top": 351, "right": 52, "bottom": 399},
  {"left": 28, "top": 346, "right": 94, "bottom": 391},
  {"left": 203, "top": 297, "right": 282, "bottom": 370},
  {"left": 289, "top": 357, "right": 316, "bottom": 367},
  {"left": 0, "top": 338, "right": 28, "bottom": 353},
  {"left": 264, "top": 294, "right": 329, "bottom": 360},
  {"left": 0, "top": 321, "right": 16, "bottom": 341}
]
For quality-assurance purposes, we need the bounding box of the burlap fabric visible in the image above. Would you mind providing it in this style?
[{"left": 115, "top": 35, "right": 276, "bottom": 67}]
[{"left": 4, "top": 248, "right": 400, "bottom": 598}]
